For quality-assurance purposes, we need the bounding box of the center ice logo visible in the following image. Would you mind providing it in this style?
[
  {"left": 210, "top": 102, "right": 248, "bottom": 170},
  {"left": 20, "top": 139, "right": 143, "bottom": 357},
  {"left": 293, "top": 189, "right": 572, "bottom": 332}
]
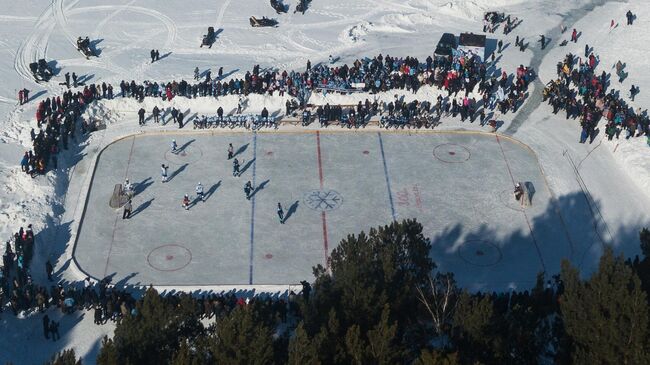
[{"left": 304, "top": 190, "right": 343, "bottom": 212}]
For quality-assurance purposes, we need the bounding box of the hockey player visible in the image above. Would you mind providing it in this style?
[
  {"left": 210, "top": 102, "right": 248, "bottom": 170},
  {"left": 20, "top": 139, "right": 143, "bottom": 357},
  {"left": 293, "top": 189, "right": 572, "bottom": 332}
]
[
  {"left": 244, "top": 181, "right": 253, "bottom": 200},
  {"left": 513, "top": 183, "right": 524, "bottom": 203},
  {"left": 161, "top": 164, "right": 169, "bottom": 182},
  {"left": 182, "top": 194, "right": 190, "bottom": 210},
  {"left": 171, "top": 139, "right": 178, "bottom": 154},
  {"left": 277, "top": 202, "right": 285, "bottom": 224},
  {"left": 124, "top": 178, "right": 134, "bottom": 199},
  {"left": 196, "top": 182, "right": 204, "bottom": 201},
  {"left": 233, "top": 158, "right": 240, "bottom": 177},
  {"left": 227, "top": 143, "right": 234, "bottom": 159},
  {"left": 122, "top": 199, "right": 132, "bottom": 219}
]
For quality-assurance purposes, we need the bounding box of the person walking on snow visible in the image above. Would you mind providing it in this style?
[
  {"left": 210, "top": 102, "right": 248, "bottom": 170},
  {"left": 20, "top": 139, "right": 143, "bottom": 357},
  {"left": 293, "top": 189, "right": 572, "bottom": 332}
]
[
  {"left": 45, "top": 259, "right": 53, "bottom": 281},
  {"left": 152, "top": 106, "right": 160, "bottom": 123},
  {"left": 233, "top": 158, "right": 240, "bottom": 177},
  {"left": 277, "top": 202, "right": 285, "bottom": 224},
  {"left": 138, "top": 108, "right": 146, "bottom": 125},
  {"left": 196, "top": 182, "right": 204, "bottom": 201},
  {"left": 244, "top": 181, "right": 253, "bottom": 200},
  {"left": 161, "top": 164, "right": 169, "bottom": 182},
  {"left": 571, "top": 28, "right": 578, "bottom": 43},
  {"left": 43, "top": 315, "right": 50, "bottom": 339},
  {"left": 150, "top": 49, "right": 156, "bottom": 63},
  {"left": 123, "top": 199, "right": 132, "bottom": 219}
]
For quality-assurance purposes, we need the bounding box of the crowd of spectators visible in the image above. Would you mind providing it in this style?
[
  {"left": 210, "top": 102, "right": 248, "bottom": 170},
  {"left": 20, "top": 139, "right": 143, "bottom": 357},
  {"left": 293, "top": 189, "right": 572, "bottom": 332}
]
[{"left": 544, "top": 52, "right": 649, "bottom": 143}]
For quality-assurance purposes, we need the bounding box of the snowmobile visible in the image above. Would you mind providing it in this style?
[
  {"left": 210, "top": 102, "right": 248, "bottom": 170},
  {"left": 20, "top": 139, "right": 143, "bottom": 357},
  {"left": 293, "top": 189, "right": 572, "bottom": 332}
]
[
  {"left": 249, "top": 16, "right": 279, "bottom": 27},
  {"left": 295, "top": 0, "right": 311, "bottom": 14},
  {"left": 29, "top": 59, "right": 53, "bottom": 82},
  {"left": 270, "top": 0, "right": 287, "bottom": 14},
  {"left": 76, "top": 36, "right": 96, "bottom": 59},
  {"left": 200, "top": 26, "right": 216, "bottom": 48}
]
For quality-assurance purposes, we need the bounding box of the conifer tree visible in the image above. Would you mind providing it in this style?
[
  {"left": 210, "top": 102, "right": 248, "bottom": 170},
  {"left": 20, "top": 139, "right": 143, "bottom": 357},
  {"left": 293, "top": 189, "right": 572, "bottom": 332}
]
[{"left": 560, "top": 248, "right": 650, "bottom": 364}]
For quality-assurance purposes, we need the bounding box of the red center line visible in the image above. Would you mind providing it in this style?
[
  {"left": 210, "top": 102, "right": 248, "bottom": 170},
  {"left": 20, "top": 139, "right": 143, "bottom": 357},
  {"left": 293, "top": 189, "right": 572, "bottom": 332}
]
[
  {"left": 316, "top": 131, "right": 329, "bottom": 268},
  {"left": 103, "top": 136, "right": 136, "bottom": 278},
  {"left": 495, "top": 134, "right": 546, "bottom": 272}
]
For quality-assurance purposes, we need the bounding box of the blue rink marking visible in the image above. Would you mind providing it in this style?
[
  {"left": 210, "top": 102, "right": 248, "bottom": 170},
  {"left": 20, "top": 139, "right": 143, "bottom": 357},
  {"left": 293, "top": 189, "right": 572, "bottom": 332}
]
[
  {"left": 248, "top": 132, "right": 258, "bottom": 284},
  {"left": 377, "top": 132, "right": 396, "bottom": 221}
]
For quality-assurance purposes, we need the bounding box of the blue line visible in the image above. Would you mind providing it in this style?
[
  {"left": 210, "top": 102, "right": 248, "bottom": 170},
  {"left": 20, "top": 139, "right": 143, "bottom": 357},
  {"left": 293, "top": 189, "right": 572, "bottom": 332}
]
[
  {"left": 377, "top": 132, "right": 396, "bottom": 221},
  {"left": 248, "top": 132, "right": 258, "bottom": 285}
]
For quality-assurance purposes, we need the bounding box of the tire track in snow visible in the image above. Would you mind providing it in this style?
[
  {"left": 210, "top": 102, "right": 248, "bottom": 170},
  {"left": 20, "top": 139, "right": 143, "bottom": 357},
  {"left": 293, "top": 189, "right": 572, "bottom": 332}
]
[
  {"left": 13, "top": 4, "right": 56, "bottom": 87},
  {"left": 215, "top": 0, "right": 232, "bottom": 30},
  {"left": 69, "top": 6, "right": 177, "bottom": 50}
]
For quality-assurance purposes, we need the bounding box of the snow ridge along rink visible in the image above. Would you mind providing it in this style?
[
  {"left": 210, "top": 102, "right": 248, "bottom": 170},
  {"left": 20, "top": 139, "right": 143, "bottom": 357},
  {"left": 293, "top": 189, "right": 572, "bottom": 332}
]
[{"left": 1, "top": 0, "right": 650, "bottom": 364}]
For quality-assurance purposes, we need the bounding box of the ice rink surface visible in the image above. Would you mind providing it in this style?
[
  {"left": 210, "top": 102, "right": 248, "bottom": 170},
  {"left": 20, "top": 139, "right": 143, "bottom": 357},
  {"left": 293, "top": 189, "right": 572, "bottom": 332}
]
[{"left": 74, "top": 131, "right": 572, "bottom": 290}]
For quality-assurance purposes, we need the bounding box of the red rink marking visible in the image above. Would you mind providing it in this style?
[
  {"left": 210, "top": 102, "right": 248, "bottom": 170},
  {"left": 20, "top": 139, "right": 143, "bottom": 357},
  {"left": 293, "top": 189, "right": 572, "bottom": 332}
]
[
  {"left": 363, "top": 150, "right": 370, "bottom": 155},
  {"left": 264, "top": 253, "right": 273, "bottom": 259},
  {"left": 316, "top": 132, "right": 330, "bottom": 268},
  {"left": 266, "top": 151, "right": 273, "bottom": 156}
]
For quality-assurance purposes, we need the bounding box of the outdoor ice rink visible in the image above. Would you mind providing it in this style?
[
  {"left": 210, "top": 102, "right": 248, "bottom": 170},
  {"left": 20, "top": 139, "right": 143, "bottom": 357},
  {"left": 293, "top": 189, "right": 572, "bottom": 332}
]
[{"left": 74, "top": 131, "right": 574, "bottom": 290}]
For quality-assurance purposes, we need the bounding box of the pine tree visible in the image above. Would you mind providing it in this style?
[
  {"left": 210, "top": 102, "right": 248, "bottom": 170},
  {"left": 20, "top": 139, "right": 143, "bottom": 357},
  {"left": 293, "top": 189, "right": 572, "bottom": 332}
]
[
  {"left": 44, "top": 349, "right": 81, "bottom": 365},
  {"left": 414, "top": 350, "right": 459, "bottom": 365},
  {"left": 640, "top": 228, "right": 650, "bottom": 258},
  {"left": 366, "top": 304, "right": 405, "bottom": 364},
  {"left": 96, "top": 337, "right": 119, "bottom": 365},
  {"left": 98, "top": 287, "right": 204, "bottom": 365},
  {"left": 451, "top": 291, "right": 493, "bottom": 363},
  {"left": 288, "top": 323, "right": 321, "bottom": 365},
  {"left": 559, "top": 247, "right": 650, "bottom": 364},
  {"left": 208, "top": 305, "right": 275, "bottom": 365}
]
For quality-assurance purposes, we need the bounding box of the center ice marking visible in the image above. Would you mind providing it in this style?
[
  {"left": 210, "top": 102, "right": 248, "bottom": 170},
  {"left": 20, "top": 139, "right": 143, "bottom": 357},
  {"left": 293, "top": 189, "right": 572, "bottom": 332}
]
[
  {"left": 458, "top": 240, "right": 502, "bottom": 267},
  {"left": 304, "top": 190, "right": 343, "bottom": 211}
]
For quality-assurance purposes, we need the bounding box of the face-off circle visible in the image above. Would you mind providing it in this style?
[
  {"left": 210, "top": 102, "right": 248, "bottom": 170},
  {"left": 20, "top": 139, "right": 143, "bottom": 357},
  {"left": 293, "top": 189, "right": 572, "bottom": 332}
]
[
  {"left": 433, "top": 144, "right": 471, "bottom": 163},
  {"left": 304, "top": 190, "right": 343, "bottom": 212},
  {"left": 458, "top": 240, "right": 502, "bottom": 267},
  {"left": 497, "top": 189, "right": 529, "bottom": 212},
  {"left": 147, "top": 244, "right": 192, "bottom": 271},
  {"left": 164, "top": 145, "right": 203, "bottom": 164}
]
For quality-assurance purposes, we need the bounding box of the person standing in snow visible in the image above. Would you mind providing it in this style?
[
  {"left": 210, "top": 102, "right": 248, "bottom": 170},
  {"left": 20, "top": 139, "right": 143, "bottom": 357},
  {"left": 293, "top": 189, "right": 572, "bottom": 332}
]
[
  {"left": 277, "top": 202, "right": 284, "bottom": 224},
  {"left": 196, "top": 182, "right": 204, "bottom": 202},
  {"left": 123, "top": 178, "right": 133, "bottom": 199},
  {"left": 539, "top": 35, "right": 546, "bottom": 49},
  {"left": 570, "top": 28, "right": 577, "bottom": 43},
  {"left": 244, "top": 181, "right": 253, "bottom": 200},
  {"left": 233, "top": 158, "right": 240, "bottom": 177},
  {"left": 497, "top": 39, "right": 503, "bottom": 53},
  {"left": 45, "top": 259, "right": 53, "bottom": 281},
  {"left": 122, "top": 199, "right": 132, "bottom": 219},
  {"left": 150, "top": 49, "right": 156, "bottom": 63},
  {"left": 194, "top": 67, "right": 200, "bottom": 81},
  {"left": 138, "top": 107, "right": 146, "bottom": 126},
  {"left": 152, "top": 106, "right": 160, "bottom": 123},
  {"left": 43, "top": 315, "right": 50, "bottom": 339},
  {"left": 161, "top": 164, "right": 169, "bottom": 182},
  {"left": 626, "top": 10, "right": 634, "bottom": 25}
]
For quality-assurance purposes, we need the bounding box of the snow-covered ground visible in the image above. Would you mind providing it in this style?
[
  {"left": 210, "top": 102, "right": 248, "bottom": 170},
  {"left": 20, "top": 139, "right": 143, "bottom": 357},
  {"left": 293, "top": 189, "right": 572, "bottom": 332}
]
[{"left": 1, "top": 0, "right": 649, "bottom": 363}]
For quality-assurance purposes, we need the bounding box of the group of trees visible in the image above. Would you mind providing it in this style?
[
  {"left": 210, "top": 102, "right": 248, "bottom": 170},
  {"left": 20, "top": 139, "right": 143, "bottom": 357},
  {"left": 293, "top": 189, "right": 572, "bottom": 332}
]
[{"left": 38, "top": 224, "right": 650, "bottom": 364}]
